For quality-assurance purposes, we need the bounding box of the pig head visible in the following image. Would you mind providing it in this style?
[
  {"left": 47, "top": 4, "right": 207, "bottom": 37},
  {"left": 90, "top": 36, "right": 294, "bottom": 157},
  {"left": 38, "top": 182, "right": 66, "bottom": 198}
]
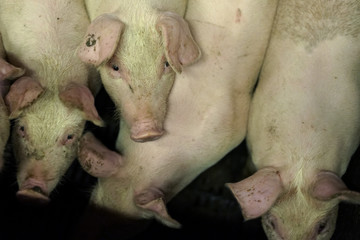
[
  {"left": 227, "top": 168, "right": 360, "bottom": 240},
  {"left": 78, "top": 11, "right": 201, "bottom": 142},
  {"left": 0, "top": 57, "right": 24, "bottom": 171},
  {"left": 5, "top": 78, "right": 102, "bottom": 203}
]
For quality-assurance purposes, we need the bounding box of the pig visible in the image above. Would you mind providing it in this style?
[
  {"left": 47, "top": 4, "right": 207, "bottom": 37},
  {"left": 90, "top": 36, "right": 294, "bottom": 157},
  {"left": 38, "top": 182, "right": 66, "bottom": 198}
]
[
  {"left": 77, "top": 0, "right": 279, "bottom": 229},
  {"left": 226, "top": 0, "right": 360, "bottom": 239},
  {"left": 0, "top": 0, "right": 103, "bottom": 203},
  {"left": 78, "top": 0, "right": 201, "bottom": 142},
  {"left": 0, "top": 34, "right": 25, "bottom": 171}
]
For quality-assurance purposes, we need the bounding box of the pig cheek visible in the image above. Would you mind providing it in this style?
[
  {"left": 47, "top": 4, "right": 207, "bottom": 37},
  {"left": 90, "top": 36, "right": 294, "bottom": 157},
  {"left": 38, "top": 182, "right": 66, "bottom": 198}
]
[
  {"left": 59, "top": 137, "right": 78, "bottom": 163},
  {"left": 152, "top": 72, "right": 175, "bottom": 117},
  {"left": 101, "top": 72, "right": 136, "bottom": 121},
  {"left": 12, "top": 129, "right": 28, "bottom": 164},
  {"left": 100, "top": 68, "right": 129, "bottom": 107}
]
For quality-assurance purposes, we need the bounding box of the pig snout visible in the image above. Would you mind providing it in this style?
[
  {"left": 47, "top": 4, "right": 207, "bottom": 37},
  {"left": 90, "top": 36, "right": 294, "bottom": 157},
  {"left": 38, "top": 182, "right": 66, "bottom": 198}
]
[
  {"left": 16, "top": 178, "right": 50, "bottom": 205},
  {"left": 130, "top": 120, "right": 165, "bottom": 142}
]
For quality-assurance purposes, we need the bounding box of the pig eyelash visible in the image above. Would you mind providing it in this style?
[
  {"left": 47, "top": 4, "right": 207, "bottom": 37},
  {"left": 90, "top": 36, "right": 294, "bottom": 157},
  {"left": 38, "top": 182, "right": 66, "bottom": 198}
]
[{"left": 163, "top": 61, "right": 172, "bottom": 74}]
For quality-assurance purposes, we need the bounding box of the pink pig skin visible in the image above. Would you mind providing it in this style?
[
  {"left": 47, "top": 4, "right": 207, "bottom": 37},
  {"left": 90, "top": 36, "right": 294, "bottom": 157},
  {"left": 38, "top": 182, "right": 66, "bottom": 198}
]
[
  {"left": 0, "top": 39, "right": 25, "bottom": 171},
  {"left": 227, "top": 0, "right": 360, "bottom": 239},
  {"left": 78, "top": 0, "right": 201, "bottom": 142},
  {"left": 77, "top": 0, "right": 279, "bottom": 233},
  {"left": 0, "top": 0, "right": 103, "bottom": 203}
]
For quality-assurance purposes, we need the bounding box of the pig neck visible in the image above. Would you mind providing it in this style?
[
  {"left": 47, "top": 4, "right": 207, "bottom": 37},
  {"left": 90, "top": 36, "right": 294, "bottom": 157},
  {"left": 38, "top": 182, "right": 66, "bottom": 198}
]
[
  {"left": 249, "top": 34, "right": 360, "bottom": 188},
  {"left": 0, "top": 0, "right": 89, "bottom": 89}
]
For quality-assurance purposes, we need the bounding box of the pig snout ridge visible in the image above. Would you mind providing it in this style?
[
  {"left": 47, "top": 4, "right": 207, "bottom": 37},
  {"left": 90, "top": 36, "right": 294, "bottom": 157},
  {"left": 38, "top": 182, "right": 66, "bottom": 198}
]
[
  {"left": 130, "top": 120, "right": 165, "bottom": 142},
  {"left": 16, "top": 178, "right": 50, "bottom": 205}
]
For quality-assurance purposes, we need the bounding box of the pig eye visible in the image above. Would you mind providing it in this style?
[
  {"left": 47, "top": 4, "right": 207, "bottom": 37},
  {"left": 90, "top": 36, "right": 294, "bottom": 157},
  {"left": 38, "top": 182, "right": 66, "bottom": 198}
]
[
  {"left": 266, "top": 214, "right": 278, "bottom": 231},
  {"left": 270, "top": 220, "right": 276, "bottom": 229},
  {"left": 18, "top": 126, "right": 26, "bottom": 137},
  {"left": 163, "top": 61, "right": 172, "bottom": 74},
  {"left": 61, "top": 134, "right": 75, "bottom": 145},
  {"left": 112, "top": 64, "right": 119, "bottom": 71},
  {"left": 317, "top": 221, "right": 328, "bottom": 234}
]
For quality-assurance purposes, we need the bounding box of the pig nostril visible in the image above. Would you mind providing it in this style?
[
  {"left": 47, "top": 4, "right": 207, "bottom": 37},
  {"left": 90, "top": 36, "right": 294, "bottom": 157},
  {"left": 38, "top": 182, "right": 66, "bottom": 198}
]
[
  {"left": 31, "top": 186, "right": 45, "bottom": 195},
  {"left": 131, "top": 130, "right": 164, "bottom": 142}
]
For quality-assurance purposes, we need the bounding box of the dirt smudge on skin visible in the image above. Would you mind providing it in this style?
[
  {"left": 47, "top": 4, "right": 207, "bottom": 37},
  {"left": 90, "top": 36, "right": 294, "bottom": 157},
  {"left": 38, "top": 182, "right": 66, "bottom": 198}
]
[{"left": 235, "top": 8, "right": 241, "bottom": 23}]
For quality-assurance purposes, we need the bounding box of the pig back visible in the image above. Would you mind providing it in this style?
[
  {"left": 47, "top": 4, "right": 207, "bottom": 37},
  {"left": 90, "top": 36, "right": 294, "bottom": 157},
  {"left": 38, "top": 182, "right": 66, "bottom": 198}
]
[
  {"left": 173, "top": 0, "right": 280, "bottom": 148},
  {"left": 247, "top": 0, "right": 360, "bottom": 173},
  {"left": 84, "top": 0, "right": 188, "bottom": 21},
  {"left": 0, "top": 0, "right": 91, "bottom": 88}
]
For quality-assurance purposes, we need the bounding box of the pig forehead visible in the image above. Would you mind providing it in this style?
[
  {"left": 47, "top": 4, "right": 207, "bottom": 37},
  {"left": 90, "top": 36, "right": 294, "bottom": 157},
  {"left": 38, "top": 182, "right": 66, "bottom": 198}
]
[
  {"left": 117, "top": 27, "right": 164, "bottom": 68},
  {"left": 19, "top": 100, "right": 84, "bottom": 134}
]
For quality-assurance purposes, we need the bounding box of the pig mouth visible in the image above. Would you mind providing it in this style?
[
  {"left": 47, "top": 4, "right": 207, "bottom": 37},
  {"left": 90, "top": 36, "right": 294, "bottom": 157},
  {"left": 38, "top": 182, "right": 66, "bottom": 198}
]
[{"left": 16, "top": 179, "right": 50, "bottom": 205}]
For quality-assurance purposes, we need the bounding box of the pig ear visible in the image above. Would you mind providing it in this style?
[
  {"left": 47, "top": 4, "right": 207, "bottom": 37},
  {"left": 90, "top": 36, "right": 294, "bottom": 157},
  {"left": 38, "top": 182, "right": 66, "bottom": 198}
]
[
  {"left": 0, "top": 58, "right": 25, "bottom": 81},
  {"left": 135, "top": 189, "right": 181, "bottom": 229},
  {"left": 0, "top": 58, "right": 26, "bottom": 99},
  {"left": 226, "top": 167, "right": 284, "bottom": 220},
  {"left": 59, "top": 83, "right": 104, "bottom": 127},
  {"left": 156, "top": 11, "right": 201, "bottom": 74},
  {"left": 5, "top": 77, "right": 44, "bottom": 119},
  {"left": 312, "top": 171, "right": 360, "bottom": 204},
  {"left": 78, "top": 132, "right": 122, "bottom": 177},
  {"left": 78, "top": 13, "right": 125, "bottom": 67}
]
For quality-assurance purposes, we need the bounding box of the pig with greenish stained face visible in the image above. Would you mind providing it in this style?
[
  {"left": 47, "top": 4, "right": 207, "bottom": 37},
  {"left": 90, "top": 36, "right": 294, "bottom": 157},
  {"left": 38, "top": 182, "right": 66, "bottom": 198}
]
[
  {"left": 0, "top": 35, "right": 24, "bottom": 171},
  {"left": 78, "top": 0, "right": 201, "bottom": 142},
  {"left": 227, "top": 0, "right": 360, "bottom": 239},
  {"left": 0, "top": 0, "right": 103, "bottom": 203},
  {"left": 77, "top": 0, "right": 279, "bottom": 228}
]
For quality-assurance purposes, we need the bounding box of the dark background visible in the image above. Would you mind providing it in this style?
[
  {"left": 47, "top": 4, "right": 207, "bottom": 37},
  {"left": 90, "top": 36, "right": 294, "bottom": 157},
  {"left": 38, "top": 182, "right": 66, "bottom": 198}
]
[{"left": 0, "top": 87, "right": 359, "bottom": 240}]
